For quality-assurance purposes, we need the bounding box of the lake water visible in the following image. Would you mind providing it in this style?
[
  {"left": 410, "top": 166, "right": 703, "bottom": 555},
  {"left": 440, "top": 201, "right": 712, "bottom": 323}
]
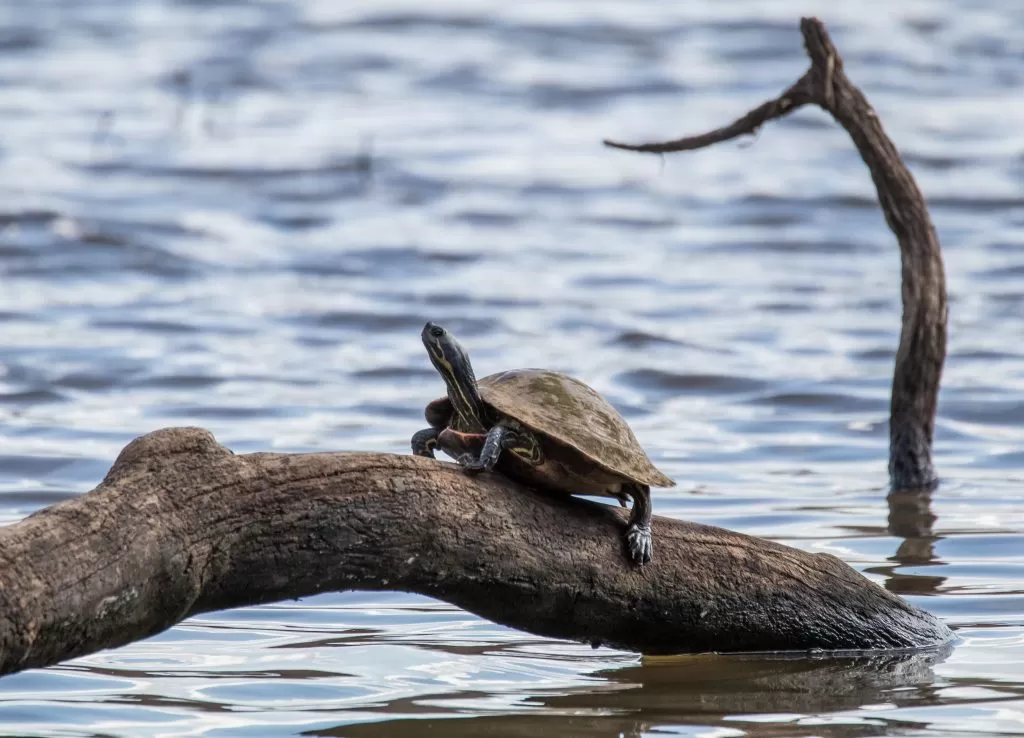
[{"left": 0, "top": 0, "right": 1023, "bottom": 735}]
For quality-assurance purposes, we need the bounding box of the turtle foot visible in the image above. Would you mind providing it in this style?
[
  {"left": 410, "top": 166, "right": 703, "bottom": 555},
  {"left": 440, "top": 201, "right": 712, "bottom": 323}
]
[
  {"left": 625, "top": 523, "right": 653, "bottom": 565},
  {"left": 456, "top": 454, "right": 486, "bottom": 476},
  {"left": 411, "top": 429, "right": 439, "bottom": 459}
]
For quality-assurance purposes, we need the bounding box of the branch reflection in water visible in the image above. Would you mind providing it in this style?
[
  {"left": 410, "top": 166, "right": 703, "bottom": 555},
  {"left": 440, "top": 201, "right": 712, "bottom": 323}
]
[{"left": 867, "top": 488, "right": 947, "bottom": 598}]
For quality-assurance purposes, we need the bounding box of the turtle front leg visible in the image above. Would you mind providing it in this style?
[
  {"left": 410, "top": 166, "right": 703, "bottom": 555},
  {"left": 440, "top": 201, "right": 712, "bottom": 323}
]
[
  {"left": 411, "top": 428, "right": 440, "bottom": 458},
  {"left": 458, "top": 421, "right": 541, "bottom": 474},
  {"left": 624, "top": 483, "right": 653, "bottom": 565}
]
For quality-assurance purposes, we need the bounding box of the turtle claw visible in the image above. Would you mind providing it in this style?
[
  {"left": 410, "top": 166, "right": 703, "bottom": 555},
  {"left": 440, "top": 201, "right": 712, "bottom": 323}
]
[
  {"left": 625, "top": 523, "right": 653, "bottom": 565},
  {"left": 457, "top": 454, "right": 486, "bottom": 475}
]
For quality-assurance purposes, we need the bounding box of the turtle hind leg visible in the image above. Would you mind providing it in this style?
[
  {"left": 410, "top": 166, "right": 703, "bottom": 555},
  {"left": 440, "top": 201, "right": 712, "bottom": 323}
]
[
  {"left": 411, "top": 428, "right": 440, "bottom": 458},
  {"left": 623, "top": 483, "right": 653, "bottom": 565}
]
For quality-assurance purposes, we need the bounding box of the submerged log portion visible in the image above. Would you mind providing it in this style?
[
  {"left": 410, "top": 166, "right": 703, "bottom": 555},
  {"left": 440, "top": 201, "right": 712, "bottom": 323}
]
[{"left": 0, "top": 427, "right": 951, "bottom": 676}]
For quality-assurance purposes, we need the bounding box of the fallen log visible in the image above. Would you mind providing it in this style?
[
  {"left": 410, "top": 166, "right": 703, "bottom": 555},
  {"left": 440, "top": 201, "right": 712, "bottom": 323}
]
[{"left": 0, "top": 427, "right": 951, "bottom": 676}]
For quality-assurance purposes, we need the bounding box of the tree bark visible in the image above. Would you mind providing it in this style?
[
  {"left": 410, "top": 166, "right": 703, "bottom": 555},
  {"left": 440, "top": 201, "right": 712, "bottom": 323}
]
[
  {"left": 606, "top": 17, "right": 947, "bottom": 491},
  {"left": 0, "top": 427, "right": 951, "bottom": 676}
]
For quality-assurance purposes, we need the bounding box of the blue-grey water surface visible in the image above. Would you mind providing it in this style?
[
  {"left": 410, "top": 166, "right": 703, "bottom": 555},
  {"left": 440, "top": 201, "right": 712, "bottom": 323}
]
[{"left": 1, "top": 0, "right": 1023, "bottom": 736}]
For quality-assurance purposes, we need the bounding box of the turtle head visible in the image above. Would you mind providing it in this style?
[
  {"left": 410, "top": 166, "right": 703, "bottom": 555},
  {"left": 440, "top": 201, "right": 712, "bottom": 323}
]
[{"left": 422, "top": 322, "right": 485, "bottom": 430}]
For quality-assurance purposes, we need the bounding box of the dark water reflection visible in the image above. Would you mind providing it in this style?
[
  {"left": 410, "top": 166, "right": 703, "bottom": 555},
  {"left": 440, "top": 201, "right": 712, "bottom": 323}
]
[
  {"left": 878, "top": 488, "right": 948, "bottom": 596},
  {"left": 1, "top": 0, "right": 1024, "bottom": 735},
  {"left": 328, "top": 649, "right": 954, "bottom": 738}
]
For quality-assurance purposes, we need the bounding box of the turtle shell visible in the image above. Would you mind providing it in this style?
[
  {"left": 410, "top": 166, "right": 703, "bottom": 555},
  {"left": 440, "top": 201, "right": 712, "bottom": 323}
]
[{"left": 476, "top": 369, "right": 675, "bottom": 488}]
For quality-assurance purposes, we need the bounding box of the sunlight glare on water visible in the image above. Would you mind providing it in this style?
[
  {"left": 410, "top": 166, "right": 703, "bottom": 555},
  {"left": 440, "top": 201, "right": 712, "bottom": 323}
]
[{"left": 0, "top": 0, "right": 1023, "bottom": 735}]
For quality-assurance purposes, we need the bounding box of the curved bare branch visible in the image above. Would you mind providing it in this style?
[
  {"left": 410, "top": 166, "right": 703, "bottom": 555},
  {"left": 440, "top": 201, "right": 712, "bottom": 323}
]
[{"left": 605, "top": 17, "right": 947, "bottom": 489}]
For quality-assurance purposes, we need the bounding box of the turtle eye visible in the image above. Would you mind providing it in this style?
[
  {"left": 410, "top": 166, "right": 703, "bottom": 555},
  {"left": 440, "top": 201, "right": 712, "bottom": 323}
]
[{"left": 430, "top": 325, "right": 445, "bottom": 338}]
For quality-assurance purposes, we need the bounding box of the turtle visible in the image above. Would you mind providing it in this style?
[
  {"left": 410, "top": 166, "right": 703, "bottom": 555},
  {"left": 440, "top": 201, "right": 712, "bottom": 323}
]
[{"left": 411, "top": 321, "right": 675, "bottom": 565}]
